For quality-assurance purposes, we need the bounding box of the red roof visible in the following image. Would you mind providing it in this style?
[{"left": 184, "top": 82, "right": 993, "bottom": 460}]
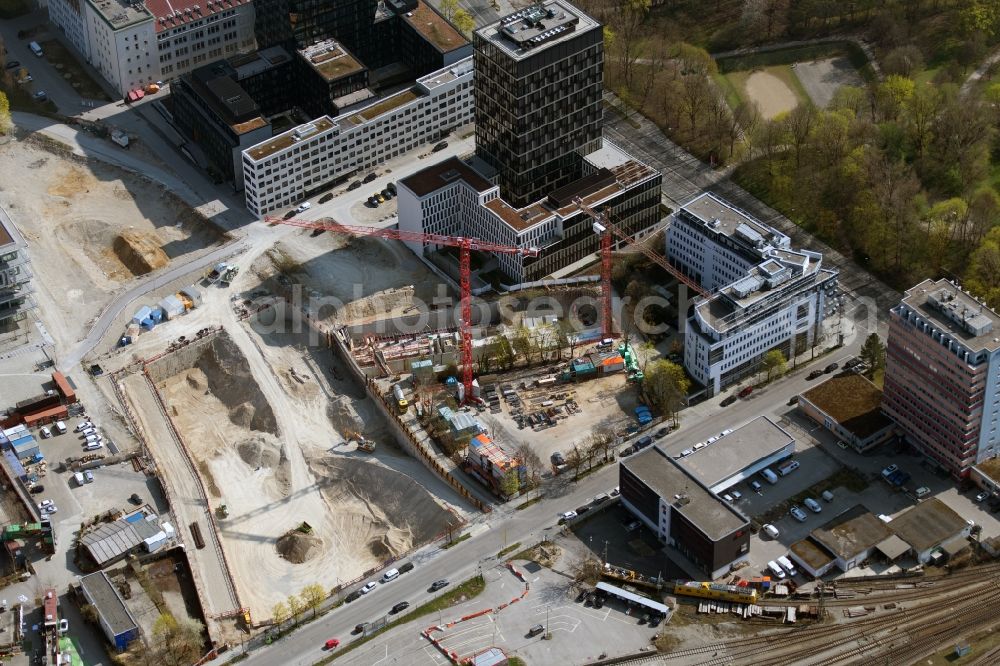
[
  {"left": 146, "top": 0, "right": 251, "bottom": 34},
  {"left": 43, "top": 589, "right": 58, "bottom": 627},
  {"left": 52, "top": 371, "right": 76, "bottom": 402},
  {"left": 24, "top": 405, "right": 68, "bottom": 426}
]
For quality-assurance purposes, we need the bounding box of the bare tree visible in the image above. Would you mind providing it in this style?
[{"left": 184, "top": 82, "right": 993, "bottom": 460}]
[{"left": 514, "top": 441, "right": 544, "bottom": 497}]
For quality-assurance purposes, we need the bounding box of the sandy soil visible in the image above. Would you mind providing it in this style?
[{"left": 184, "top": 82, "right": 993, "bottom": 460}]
[
  {"left": 0, "top": 137, "right": 225, "bottom": 354},
  {"left": 248, "top": 232, "right": 449, "bottom": 325},
  {"left": 794, "top": 57, "right": 865, "bottom": 108},
  {"left": 744, "top": 71, "right": 799, "bottom": 119},
  {"left": 156, "top": 326, "right": 467, "bottom": 614}
]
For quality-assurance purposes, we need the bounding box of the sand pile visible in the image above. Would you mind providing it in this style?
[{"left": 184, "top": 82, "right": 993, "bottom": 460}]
[
  {"left": 195, "top": 334, "right": 278, "bottom": 435},
  {"left": 276, "top": 530, "right": 323, "bottom": 564},
  {"left": 311, "top": 457, "right": 454, "bottom": 559},
  {"left": 334, "top": 286, "right": 416, "bottom": 324},
  {"left": 113, "top": 228, "right": 169, "bottom": 275},
  {"left": 237, "top": 435, "right": 282, "bottom": 469},
  {"left": 327, "top": 397, "right": 364, "bottom": 436}
]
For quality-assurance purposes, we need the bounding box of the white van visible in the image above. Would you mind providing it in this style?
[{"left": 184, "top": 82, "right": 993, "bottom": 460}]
[
  {"left": 54, "top": 421, "right": 67, "bottom": 435},
  {"left": 40, "top": 426, "right": 51, "bottom": 439},
  {"left": 84, "top": 434, "right": 101, "bottom": 443},
  {"left": 84, "top": 470, "right": 94, "bottom": 483},
  {"left": 29, "top": 41, "right": 43, "bottom": 57},
  {"left": 766, "top": 560, "right": 786, "bottom": 579},
  {"left": 778, "top": 460, "right": 800, "bottom": 476},
  {"left": 777, "top": 555, "right": 798, "bottom": 577},
  {"left": 84, "top": 441, "right": 103, "bottom": 451},
  {"left": 74, "top": 472, "right": 85, "bottom": 487},
  {"left": 381, "top": 568, "right": 399, "bottom": 583},
  {"left": 761, "top": 468, "right": 779, "bottom": 485}
]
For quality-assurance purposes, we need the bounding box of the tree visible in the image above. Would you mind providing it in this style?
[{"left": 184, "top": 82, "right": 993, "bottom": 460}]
[
  {"left": 873, "top": 75, "right": 914, "bottom": 123},
  {"left": 300, "top": 583, "right": 326, "bottom": 619},
  {"left": 500, "top": 468, "right": 521, "bottom": 498},
  {"left": 643, "top": 359, "right": 690, "bottom": 425},
  {"left": 0, "top": 91, "right": 10, "bottom": 136},
  {"left": 511, "top": 326, "right": 532, "bottom": 365},
  {"left": 287, "top": 594, "right": 304, "bottom": 625},
  {"left": 966, "top": 227, "right": 1000, "bottom": 309},
  {"left": 514, "top": 441, "right": 544, "bottom": 496},
  {"left": 614, "top": 0, "right": 651, "bottom": 87},
  {"left": 883, "top": 45, "right": 924, "bottom": 78},
  {"left": 439, "top": 0, "right": 458, "bottom": 20},
  {"left": 860, "top": 333, "right": 886, "bottom": 375},
  {"left": 565, "top": 445, "right": 585, "bottom": 481},
  {"left": 151, "top": 613, "right": 204, "bottom": 666},
  {"left": 452, "top": 8, "right": 475, "bottom": 37},
  {"left": 80, "top": 603, "right": 99, "bottom": 625},
  {"left": 574, "top": 556, "right": 604, "bottom": 585},
  {"left": 271, "top": 601, "right": 289, "bottom": 626},
  {"left": 761, "top": 349, "right": 788, "bottom": 382}
]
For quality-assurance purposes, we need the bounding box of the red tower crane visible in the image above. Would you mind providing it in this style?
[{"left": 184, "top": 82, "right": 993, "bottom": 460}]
[
  {"left": 265, "top": 216, "right": 539, "bottom": 400},
  {"left": 573, "top": 198, "right": 709, "bottom": 339}
]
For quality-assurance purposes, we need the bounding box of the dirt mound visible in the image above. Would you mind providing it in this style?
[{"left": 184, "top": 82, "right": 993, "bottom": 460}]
[
  {"left": 327, "top": 396, "right": 363, "bottom": 435},
  {"left": 185, "top": 371, "right": 207, "bottom": 391},
  {"left": 194, "top": 334, "right": 278, "bottom": 435},
  {"left": 276, "top": 530, "right": 323, "bottom": 564},
  {"left": 113, "top": 228, "right": 169, "bottom": 275},
  {"left": 311, "top": 457, "right": 454, "bottom": 559},
  {"left": 334, "top": 287, "right": 417, "bottom": 324},
  {"left": 237, "top": 435, "right": 281, "bottom": 469}
]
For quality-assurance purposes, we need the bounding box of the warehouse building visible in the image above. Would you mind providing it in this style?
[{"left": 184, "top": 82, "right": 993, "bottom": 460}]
[
  {"left": 620, "top": 446, "right": 750, "bottom": 580},
  {"left": 79, "top": 571, "right": 140, "bottom": 651},
  {"left": 80, "top": 511, "right": 172, "bottom": 568},
  {"left": 673, "top": 416, "right": 795, "bottom": 494},
  {"left": 971, "top": 457, "right": 1000, "bottom": 496},
  {"left": 887, "top": 497, "right": 971, "bottom": 564},
  {"left": 796, "top": 504, "right": 893, "bottom": 576},
  {"left": 798, "top": 373, "right": 896, "bottom": 452}
]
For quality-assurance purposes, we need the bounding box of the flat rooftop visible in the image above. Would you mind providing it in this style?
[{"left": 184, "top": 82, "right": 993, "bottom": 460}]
[
  {"left": 674, "top": 416, "right": 795, "bottom": 490},
  {"left": 231, "top": 46, "right": 293, "bottom": 79},
  {"left": 622, "top": 447, "right": 748, "bottom": 541},
  {"left": 889, "top": 497, "right": 969, "bottom": 553},
  {"left": 354, "top": 89, "right": 419, "bottom": 121},
  {"left": 401, "top": 1, "right": 468, "bottom": 53},
  {"left": 479, "top": 1, "right": 599, "bottom": 60},
  {"left": 678, "top": 192, "right": 789, "bottom": 250},
  {"left": 801, "top": 373, "right": 894, "bottom": 439},
  {"left": 246, "top": 117, "right": 336, "bottom": 161},
  {"left": 187, "top": 64, "right": 267, "bottom": 134},
  {"left": 790, "top": 537, "right": 836, "bottom": 571},
  {"left": 299, "top": 39, "right": 365, "bottom": 82},
  {"left": 87, "top": 0, "right": 153, "bottom": 30},
  {"left": 79, "top": 572, "right": 138, "bottom": 636},
  {"left": 975, "top": 457, "right": 1000, "bottom": 484},
  {"left": 147, "top": 0, "right": 252, "bottom": 34},
  {"left": 419, "top": 56, "right": 474, "bottom": 90},
  {"left": 900, "top": 279, "right": 1000, "bottom": 352},
  {"left": 810, "top": 504, "right": 893, "bottom": 561},
  {"left": 400, "top": 156, "right": 494, "bottom": 197}
]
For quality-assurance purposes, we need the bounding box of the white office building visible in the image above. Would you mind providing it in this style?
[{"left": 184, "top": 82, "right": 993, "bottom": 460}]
[
  {"left": 150, "top": 0, "right": 256, "bottom": 81},
  {"left": 48, "top": 0, "right": 254, "bottom": 97},
  {"left": 241, "top": 57, "right": 474, "bottom": 217},
  {"left": 397, "top": 140, "right": 662, "bottom": 284},
  {"left": 673, "top": 194, "right": 839, "bottom": 394}
]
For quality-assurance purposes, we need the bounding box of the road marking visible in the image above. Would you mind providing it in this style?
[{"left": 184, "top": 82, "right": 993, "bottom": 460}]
[{"left": 370, "top": 644, "right": 389, "bottom": 665}]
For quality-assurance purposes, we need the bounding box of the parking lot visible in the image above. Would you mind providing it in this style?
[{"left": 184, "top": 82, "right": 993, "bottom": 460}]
[
  {"left": 570, "top": 503, "right": 686, "bottom": 581},
  {"left": 336, "top": 561, "right": 657, "bottom": 665}
]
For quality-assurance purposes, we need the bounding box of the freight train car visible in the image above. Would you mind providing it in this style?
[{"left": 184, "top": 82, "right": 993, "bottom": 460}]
[{"left": 672, "top": 581, "right": 758, "bottom": 604}]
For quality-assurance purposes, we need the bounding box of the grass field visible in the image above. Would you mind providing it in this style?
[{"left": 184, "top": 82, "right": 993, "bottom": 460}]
[{"left": 721, "top": 65, "right": 810, "bottom": 117}]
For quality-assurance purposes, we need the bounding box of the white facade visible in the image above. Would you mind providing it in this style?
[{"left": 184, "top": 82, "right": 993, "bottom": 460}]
[
  {"left": 154, "top": 0, "right": 256, "bottom": 81},
  {"left": 667, "top": 192, "right": 792, "bottom": 292},
  {"left": 676, "top": 194, "right": 839, "bottom": 394},
  {"left": 84, "top": 0, "right": 159, "bottom": 96},
  {"left": 48, "top": 0, "right": 91, "bottom": 58},
  {"left": 242, "top": 57, "right": 475, "bottom": 216}
]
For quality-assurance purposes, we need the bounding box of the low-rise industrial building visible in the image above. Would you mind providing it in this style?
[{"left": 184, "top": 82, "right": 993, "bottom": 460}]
[
  {"left": 79, "top": 571, "right": 140, "bottom": 651},
  {"left": 673, "top": 416, "right": 795, "bottom": 494},
  {"left": 620, "top": 446, "right": 750, "bottom": 580},
  {"left": 800, "top": 504, "right": 893, "bottom": 575},
  {"left": 0, "top": 206, "right": 35, "bottom": 326},
  {"left": 243, "top": 56, "right": 475, "bottom": 214},
  {"left": 887, "top": 497, "right": 971, "bottom": 564},
  {"left": 798, "top": 373, "right": 896, "bottom": 452},
  {"left": 397, "top": 140, "right": 662, "bottom": 284},
  {"left": 671, "top": 193, "right": 840, "bottom": 395},
  {"left": 971, "top": 457, "right": 1000, "bottom": 496},
  {"left": 80, "top": 510, "right": 172, "bottom": 568}
]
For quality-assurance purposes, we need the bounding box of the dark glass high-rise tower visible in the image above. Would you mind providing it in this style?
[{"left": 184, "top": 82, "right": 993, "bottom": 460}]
[
  {"left": 254, "top": 0, "right": 380, "bottom": 52},
  {"left": 473, "top": 1, "right": 604, "bottom": 208}
]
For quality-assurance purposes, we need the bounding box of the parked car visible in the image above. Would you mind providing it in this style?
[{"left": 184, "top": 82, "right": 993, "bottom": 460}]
[
  {"left": 391, "top": 601, "right": 410, "bottom": 614},
  {"left": 915, "top": 487, "right": 931, "bottom": 499},
  {"left": 381, "top": 188, "right": 393, "bottom": 199},
  {"left": 767, "top": 561, "right": 787, "bottom": 579},
  {"left": 353, "top": 623, "right": 365, "bottom": 634},
  {"left": 807, "top": 369, "right": 824, "bottom": 380},
  {"left": 649, "top": 614, "right": 663, "bottom": 628},
  {"left": 975, "top": 491, "right": 990, "bottom": 502},
  {"left": 610, "top": 486, "right": 620, "bottom": 497},
  {"left": 398, "top": 561, "right": 414, "bottom": 574},
  {"left": 527, "top": 623, "right": 545, "bottom": 637},
  {"left": 738, "top": 385, "right": 753, "bottom": 398},
  {"left": 721, "top": 395, "right": 738, "bottom": 407},
  {"left": 803, "top": 497, "right": 822, "bottom": 513},
  {"left": 295, "top": 201, "right": 311, "bottom": 213},
  {"left": 429, "top": 579, "right": 449, "bottom": 592},
  {"left": 345, "top": 590, "right": 362, "bottom": 603},
  {"left": 575, "top": 589, "right": 588, "bottom": 603},
  {"left": 778, "top": 460, "right": 800, "bottom": 476},
  {"left": 33, "top": 90, "right": 46, "bottom": 101},
  {"left": 655, "top": 427, "right": 670, "bottom": 439},
  {"left": 433, "top": 141, "right": 448, "bottom": 152},
  {"left": 324, "top": 638, "right": 340, "bottom": 650},
  {"left": 29, "top": 485, "right": 45, "bottom": 494},
  {"left": 348, "top": 180, "right": 362, "bottom": 190},
  {"left": 593, "top": 594, "right": 605, "bottom": 609},
  {"left": 592, "top": 493, "right": 609, "bottom": 504},
  {"left": 777, "top": 555, "right": 799, "bottom": 577},
  {"left": 881, "top": 464, "right": 899, "bottom": 479},
  {"left": 363, "top": 172, "right": 377, "bottom": 183},
  {"left": 624, "top": 520, "right": 641, "bottom": 532},
  {"left": 375, "top": 192, "right": 385, "bottom": 203},
  {"left": 789, "top": 505, "right": 808, "bottom": 522},
  {"left": 749, "top": 480, "right": 763, "bottom": 494},
  {"left": 575, "top": 506, "right": 589, "bottom": 515},
  {"left": 821, "top": 490, "right": 835, "bottom": 502},
  {"left": 42, "top": 505, "right": 57, "bottom": 515},
  {"left": 762, "top": 523, "right": 780, "bottom": 539},
  {"left": 318, "top": 193, "right": 333, "bottom": 204},
  {"left": 635, "top": 435, "right": 652, "bottom": 449},
  {"left": 787, "top": 396, "right": 799, "bottom": 406},
  {"left": 38, "top": 499, "right": 53, "bottom": 510},
  {"left": 730, "top": 490, "right": 743, "bottom": 501},
  {"left": 129, "top": 493, "right": 142, "bottom": 505},
  {"left": 551, "top": 452, "right": 565, "bottom": 465},
  {"left": 5, "top": 60, "right": 20, "bottom": 70},
  {"left": 386, "top": 182, "right": 397, "bottom": 195},
  {"left": 360, "top": 582, "right": 377, "bottom": 594},
  {"left": 282, "top": 210, "right": 296, "bottom": 219},
  {"left": 824, "top": 362, "right": 839, "bottom": 373},
  {"left": 40, "top": 426, "right": 51, "bottom": 438}
]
